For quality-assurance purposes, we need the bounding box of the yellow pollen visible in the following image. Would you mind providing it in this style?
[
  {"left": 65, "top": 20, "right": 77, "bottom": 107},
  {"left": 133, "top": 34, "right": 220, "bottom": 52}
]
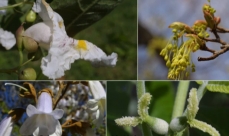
[
  {"left": 58, "top": 21, "right": 63, "bottom": 28},
  {"left": 76, "top": 40, "right": 88, "bottom": 50}
]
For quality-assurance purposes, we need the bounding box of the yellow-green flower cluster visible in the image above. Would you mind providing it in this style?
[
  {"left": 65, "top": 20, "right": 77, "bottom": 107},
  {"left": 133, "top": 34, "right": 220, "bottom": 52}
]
[
  {"left": 202, "top": 4, "right": 216, "bottom": 15},
  {"left": 160, "top": 36, "right": 201, "bottom": 79},
  {"left": 192, "top": 20, "right": 209, "bottom": 38}
]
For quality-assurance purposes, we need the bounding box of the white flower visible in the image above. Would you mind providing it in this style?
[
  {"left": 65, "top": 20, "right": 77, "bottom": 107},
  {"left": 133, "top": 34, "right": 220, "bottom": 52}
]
[
  {"left": 0, "top": 28, "right": 16, "bottom": 50},
  {"left": 20, "top": 92, "right": 64, "bottom": 136},
  {"left": 0, "top": 0, "right": 8, "bottom": 15},
  {"left": 88, "top": 81, "right": 106, "bottom": 126},
  {"left": 0, "top": 116, "right": 13, "bottom": 136},
  {"left": 23, "top": 0, "right": 118, "bottom": 79}
]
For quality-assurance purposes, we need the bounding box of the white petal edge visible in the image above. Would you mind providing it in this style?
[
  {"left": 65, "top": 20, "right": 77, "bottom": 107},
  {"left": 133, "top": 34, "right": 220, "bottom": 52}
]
[
  {"left": 51, "top": 109, "right": 64, "bottom": 120},
  {"left": 26, "top": 104, "right": 40, "bottom": 117}
]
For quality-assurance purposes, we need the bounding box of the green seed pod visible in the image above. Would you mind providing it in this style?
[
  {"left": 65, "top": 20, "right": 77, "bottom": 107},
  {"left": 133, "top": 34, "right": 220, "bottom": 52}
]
[
  {"left": 26, "top": 10, "right": 36, "bottom": 23},
  {"left": 27, "top": 48, "right": 42, "bottom": 61},
  {"left": 19, "top": 68, "right": 37, "bottom": 80},
  {"left": 22, "top": 36, "right": 38, "bottom": 53}
]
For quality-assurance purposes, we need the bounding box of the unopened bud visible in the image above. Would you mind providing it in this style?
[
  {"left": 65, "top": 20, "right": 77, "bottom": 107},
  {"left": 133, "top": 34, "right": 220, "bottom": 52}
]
[
  {"left": 19, "top": 68, "right": 37, "bottom": 80},
  {"left": 26, "top": 10, "right": 36, "bottom": 23},
  {"left": 22, "top": 36, "right": 38, "bottom": 53},
  {"left": 170, "top": 116, "right": 188, "bottom": 132},
  {"left": 144, "top": 115, "right": 169, "bottom": 135}
]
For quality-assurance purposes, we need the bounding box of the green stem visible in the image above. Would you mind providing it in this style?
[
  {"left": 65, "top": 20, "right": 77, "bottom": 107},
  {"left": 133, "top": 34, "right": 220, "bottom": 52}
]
[
  {"left": 172, "top": 81, "right": 190, "bottom": 119},
  {"left": 136, "top": 81, "right": 153, "bottom": 136},
  {"left": 137, "top": 81, "right": 145, "bottom": 99},
  {"left": 19, "top": 50, "right": 23, "bottom": 66},
  {"left": 141, "top": 122, "right": 153, "bottom": 136}
]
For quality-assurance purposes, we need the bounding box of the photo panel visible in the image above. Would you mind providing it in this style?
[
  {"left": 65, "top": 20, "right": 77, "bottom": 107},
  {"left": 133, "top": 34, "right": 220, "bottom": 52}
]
[
  {"left": 0, "top": 0, "right": 137, "bottom": 80},
  {"left": 0, "top": 81, "right": 106, "bottom": 136},
  {"left": 107, "top": 81, "right": 229, "bottom": 136},
  {"left": 138, "top": 0, "right": 229, "bottom": 80}
]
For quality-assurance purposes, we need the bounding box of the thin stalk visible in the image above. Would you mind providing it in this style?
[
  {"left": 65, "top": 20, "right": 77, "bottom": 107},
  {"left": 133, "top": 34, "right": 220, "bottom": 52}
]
[
  {"left": 5, "top": 83, "right": 28, "bottom": 91},
  {"left": 172, "top": 81, "right": 190, "bottom": 119},
  {"left": 137, "top": 81, "right": 145, "bottom": 99},
  {"left": 136, "top": 81, "right": 153, "bottom": 136}
]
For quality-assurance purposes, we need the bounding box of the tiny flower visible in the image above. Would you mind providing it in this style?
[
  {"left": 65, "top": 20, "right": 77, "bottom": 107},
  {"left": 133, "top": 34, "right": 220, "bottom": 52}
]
[
  {"left": 23, "top": 0, "right": 118, "bottom": 79},
  {"left": 0, "top": 28, "right": 16, "bottom": 50},
  {"left": 88, "top": 81, "right": 106, "bottom": 126},
  {"left": 20, "top": 91, "right": 64, "bottom": 136},
  {"left": 115, "top": 116, "right": 141, "bottom": 127}
]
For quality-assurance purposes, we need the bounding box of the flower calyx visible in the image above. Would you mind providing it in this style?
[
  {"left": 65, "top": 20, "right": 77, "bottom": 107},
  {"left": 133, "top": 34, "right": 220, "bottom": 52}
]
[
  {"left": 62, "top": 119, "right": 91, "bottom": 136},
  {"left": 20, "top": 82, "right": 38, "bottom": 103}
]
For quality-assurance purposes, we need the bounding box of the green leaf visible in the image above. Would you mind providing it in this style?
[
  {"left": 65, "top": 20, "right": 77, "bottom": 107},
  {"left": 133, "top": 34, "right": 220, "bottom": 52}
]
[
  {"left": 50, "top": 0, "right": 123, "bottom": 36},
  {"left": 206, "top": 81, "right": 229, "bottom": 94},
  {"left": 107, "top": 81, "right": 136, "bottom": 136},
  {"left": 145, "top": 81, "right": 174, "bottom": 123},
  {"left": 188, "top": 119, "right": 220, "bottom": 136}
]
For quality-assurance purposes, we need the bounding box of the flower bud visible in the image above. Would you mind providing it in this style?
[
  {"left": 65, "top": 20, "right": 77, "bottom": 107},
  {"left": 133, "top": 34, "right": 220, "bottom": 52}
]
[
  {"left": 203, "top": 10, "right": 215, "bottom": 29},
  {"left": 193, "top": 20, "right": 207, "bottom": 28},
  {"left": 26, "top": 10, "right": 36, "bottom": 23},
  {"left": 214, "top": 17, "right": 221, "bottom": 26},
  {"left": 170, "top": 116, "right": 188, "bottom": 132},
  {"left": 16, "top": 24, "right": 24, "bottom": 51},
  {"left": 144, "top": 115, "right": 169, "bottom": 135},
  {"left": 22, "top": 36, "right": 38, "bottom": 53},
  {"left": 19, "top": 68, "right": 37, "bottom": 80}
]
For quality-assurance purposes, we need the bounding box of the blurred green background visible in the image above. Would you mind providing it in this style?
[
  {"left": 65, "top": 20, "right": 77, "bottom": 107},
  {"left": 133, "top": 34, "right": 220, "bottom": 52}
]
[
  {"left": 0, "top": 0, "right": 137, "bottom": 80},
  {"left": 107, "top": 81, "right": 229, "bottom": 136}
]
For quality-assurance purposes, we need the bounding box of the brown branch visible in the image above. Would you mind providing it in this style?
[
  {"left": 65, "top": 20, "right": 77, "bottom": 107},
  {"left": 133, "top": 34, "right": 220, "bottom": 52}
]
[
  {"left": 198, "top": 45, "right": 229, "bottom": 61},
  {"left": 216, "top": 26, "right": 229, "bottom": 33},
  {"left": 200, "top": 44, "right": 215, "bottom": 53},
  {"left": 53, "top": 82, "right": 71, "bottom": 110}
]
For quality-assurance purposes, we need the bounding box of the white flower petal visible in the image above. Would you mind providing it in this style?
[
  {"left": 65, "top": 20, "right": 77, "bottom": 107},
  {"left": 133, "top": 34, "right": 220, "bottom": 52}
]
[
  {"left": 26, "top": 104, "right": 40, "bottom": 117},
  {"left": 88, "top": 81, "right": 106, "bottom": 99},
  {"left": 0, "top": 116, "right": 13, "bottom": 136},
  {"left": 0, "top": 28, "right": 16, "bottom": 50},
  {"left": 37, "top": 92, "right": 53, "bottom": 113},
  {"left": 28, "top": 0, "right": 118, "bottom": 79},
  {"left": 50, "top": 121, "right": 62, "bottom": 136},
  {"left": 74, "top": 40, "right": 118, "bottom": 66},
  {"left": 51, "top": 109, "right": 64, "bottom": 120},
  {"left": 20, "top": 115, "right": 41, "bottom": 135},
  {"left": 23, "top": 22, "right": 52, "bottom": 50},
  {"left": 32, "top": 0, "right": 53, "bottom": 23},
  {"left": 20, "top": 114, "right": 57, "bottom": 135}
]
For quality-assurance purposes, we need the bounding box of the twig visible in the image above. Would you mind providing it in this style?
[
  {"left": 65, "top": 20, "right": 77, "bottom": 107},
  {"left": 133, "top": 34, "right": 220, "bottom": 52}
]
[
  {"left": 198, "top": 45, "right": 229, "bottom": 61},
  {"left": 53, "top": 81, "right": 71, "bottom": 109}
]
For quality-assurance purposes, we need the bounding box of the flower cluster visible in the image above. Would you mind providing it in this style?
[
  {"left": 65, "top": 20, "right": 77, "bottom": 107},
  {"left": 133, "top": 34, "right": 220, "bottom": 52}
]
[
  {"left": 0, "top": 81, "right": 106, "bottom": 136},
  {"left": 160, "top": 3, "right": 220, "bottom": 79}
]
